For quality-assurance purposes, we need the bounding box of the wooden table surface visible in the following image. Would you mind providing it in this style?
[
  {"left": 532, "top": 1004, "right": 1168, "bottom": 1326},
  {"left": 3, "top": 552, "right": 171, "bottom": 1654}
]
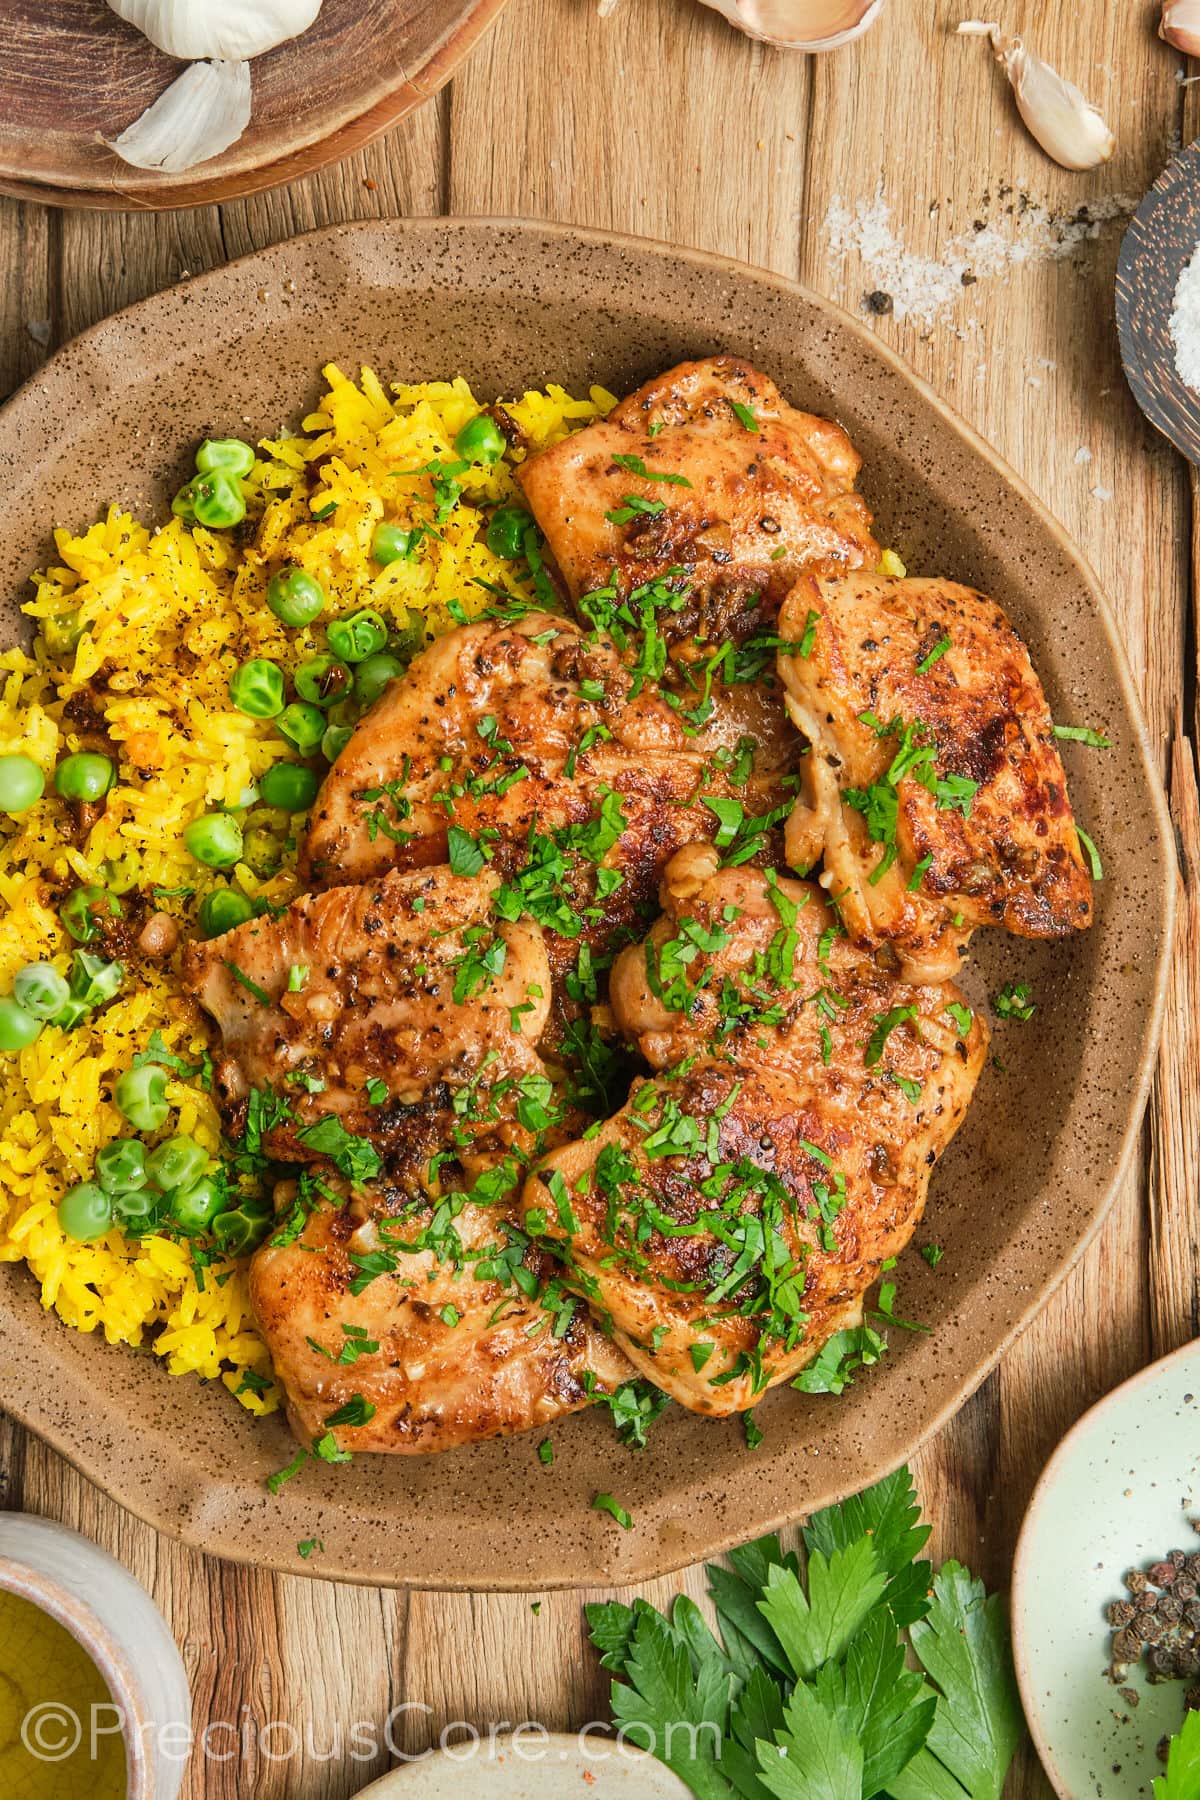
[{"left": 1, "top": 3, "right": 1197, "bottom": 1795}]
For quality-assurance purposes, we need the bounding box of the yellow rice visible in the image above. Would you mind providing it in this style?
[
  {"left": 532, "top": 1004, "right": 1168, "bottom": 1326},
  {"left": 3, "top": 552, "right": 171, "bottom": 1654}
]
[{"left": 0, "top": 366, "right": 616, "bottom": 1417}]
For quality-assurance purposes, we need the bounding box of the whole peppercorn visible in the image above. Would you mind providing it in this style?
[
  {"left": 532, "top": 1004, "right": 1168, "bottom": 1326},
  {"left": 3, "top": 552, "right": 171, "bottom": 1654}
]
[
  {"left": 1149, "top": 1561, "right": 1178, "bottom": 1586},
  {"left": 1136, "top": 1588, "right": 1158, "bottom": 1612},
  {"left": 1185, "top": 1554, "right": 1200, "bottom": 1580},
  {"left": 1184, "top": 1601, "right": 1200, "bottom": 1631},
  {"left": 1141, "top": 1616, "right": 1166, "bottom": 1644},
  {"left": 1107, "top": 1600, "right": 1136, "bottom": 1627},
  {"left": 1126, "top": 1568, "right": 1150, "bottom": 1593},
  {"left": 1171, "top": 1550, "right": 1188, "bottom": 1568},
  {"left": 1112, "top": 1628, "right": 1142, "bottom": 1663},
  {"left": 1176, "top": 1649, "right": 1200, "bottom": 1680},
  {"left": 1158, "top": 1595, "right": 1184, "bottom": 1623},
  {"left": 1176, "top": 1576, "right": 1198, "bottom": 1602},
  {"left": 1149, "top": 1644, "right": 1178, "bottom": 1679}
]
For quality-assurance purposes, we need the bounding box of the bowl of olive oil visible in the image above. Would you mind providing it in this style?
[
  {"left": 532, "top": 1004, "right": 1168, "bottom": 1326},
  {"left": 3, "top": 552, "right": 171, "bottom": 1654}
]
[{"left": 0, "top": 1514, "right": 190, "bottom": 1799}]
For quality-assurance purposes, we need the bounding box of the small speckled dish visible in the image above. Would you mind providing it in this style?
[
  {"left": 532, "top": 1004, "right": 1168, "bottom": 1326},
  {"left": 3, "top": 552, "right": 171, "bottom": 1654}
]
[
  {"left": 353, "top": 1731, "right": 688, "bottom": 1796},
  {"left": 1012, "top": 1338, "right": 1200, "bottom": 1799},
  {"left": 0, "top": 219, "right": 1176, "bottom": 1589}
]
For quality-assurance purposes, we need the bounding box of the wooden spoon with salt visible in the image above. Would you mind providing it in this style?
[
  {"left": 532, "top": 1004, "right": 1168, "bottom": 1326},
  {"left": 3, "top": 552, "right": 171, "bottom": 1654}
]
[{"left": 1116, "top": 139, "right": 1200, "bottom": 465}]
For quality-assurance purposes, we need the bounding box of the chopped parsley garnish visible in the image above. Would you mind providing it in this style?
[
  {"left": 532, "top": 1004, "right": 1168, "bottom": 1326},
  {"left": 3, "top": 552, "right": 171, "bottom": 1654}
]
[
  {"left": 297, "top": 1538, "right": 323, "bottom": 1559},
  {"left": 793, "top": 1322, "right": 888, "bottom": 1395},
  {"left": 610, "top": 453, "right": 692, "bottom": 487},
  {"left": 447, "top": 824, "right": 489, "bottom": 876},
  {"left": 798, "top": 608, "right": 820, "bottom": 658},
  {"left": 224, "top": 960, "right": 272, "bottom": 1007},
  {"left": 537, "top": 1438, "right": 554, "bottom": 1466},
  {"left": 743, "top": 1411, "right": 764, "bottom": 1450},
  {"left": 451, "top": 925, "right": 508, "bottom": 1003},
  {"left": 348, "top": 1249, "right": 399, "bottom": 1295},
  {"left": 916, "top": 632, "right": 951, "bottom": 673},
  {"left": 324, "top": 1394, "right": 375, "bottom": 1429},
  {"left": 1053, "top": 723, "right": 1111, "bottom": 747},
  {"left": 1075, "top": 824, "right": 1103, "bottom": 879},
  {"left": 844, "top": 715, "right": 978, "bottom": 884},
  {"left": 295, "top": 1115, "right": 382, "bottom": 1185},
  {"left": 365, "top": 1076, "right": 388, "bottom": 1105},
  {"left": 993, "top": 981, "right": 1035, "bottom": 1022},
  {"left": 907, "top": 853, "right": 932, "bottom": 891},
  {"left": 921, "top": 1243, "right": 945, "bottom": 1268},
  {"left": 865, "top": 1003, "right": 919, "bottom": 1068},
  {"left": 592, "top": 1491, "right": 633, "bottom": 1530},
  {"left": 945, "top": 1001, "right": 973, "bottom": 1036},
  {"left": 266, "top": 1447, "right": 308, "bottom": 1494},
  {"left": 287, "top": 964, "right": 309, "bottom": 992},
  {"left": 731, "top": 401, "right": 758, "bottom": 431},
  {"left": 605, "top": 494, "right": 667, "bottom": 526}
]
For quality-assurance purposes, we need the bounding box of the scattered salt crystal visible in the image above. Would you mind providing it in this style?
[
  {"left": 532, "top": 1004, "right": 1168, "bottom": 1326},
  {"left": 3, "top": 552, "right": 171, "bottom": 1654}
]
[
  {"left": 824, "top": 186, "right": 1137, "bottom": 328},
  {"left": 1091, "top": 485, "right": 1113, "bottom": 501},
  {"left": 1169, "top": 241, "right": 1200, "bottom": 392},
  {"left": 1073, "top": 446, "right": 1093, "bottom": 464}
]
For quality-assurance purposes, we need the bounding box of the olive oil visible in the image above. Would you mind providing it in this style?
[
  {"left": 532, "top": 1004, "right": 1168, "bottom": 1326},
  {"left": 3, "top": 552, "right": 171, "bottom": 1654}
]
[{"left": 0, "top": 1590, "right": 127, "bottom": 1797}]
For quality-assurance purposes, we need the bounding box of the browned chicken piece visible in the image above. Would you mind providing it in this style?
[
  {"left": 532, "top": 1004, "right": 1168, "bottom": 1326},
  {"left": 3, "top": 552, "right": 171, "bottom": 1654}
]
[
  {"left": 776, "top": 573, "right": 1094, "bottom": 983},
  {"left": 300, "top": 613, "right": 798, "bottom": 1057},
  {"left": 252, "top": 1176, "right": 634, "bottom": 1454},
  {"left": 517, "top": 356, "right": 879, "bottom": 646},
  {"left": 183, "top": 864, "right": 553, "bottom": 1185},
  {"left": 521, "top": 848, "right": 987, "bottom": 1415}
]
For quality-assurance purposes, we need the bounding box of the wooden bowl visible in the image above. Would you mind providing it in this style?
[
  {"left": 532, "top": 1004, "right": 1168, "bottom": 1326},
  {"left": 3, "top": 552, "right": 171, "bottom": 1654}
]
[
  {"left": 0, "top": 219, "right": 1174, "bottom": 1589},
  {"left": 1116, "top": 140, "right": 1200, "bottom": 467},
  {"left": 0, "top": 0, "right": 507, "bottom": 211}
]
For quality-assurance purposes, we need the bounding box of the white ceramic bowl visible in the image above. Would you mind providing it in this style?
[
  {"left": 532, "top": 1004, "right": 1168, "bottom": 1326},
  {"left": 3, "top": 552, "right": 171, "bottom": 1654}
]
[
  {"left": 1011, "top": 1338, "right": 1200, "bottom": 1798},
  {"left": 354, "top": 1729, "right": 689, "bottom": 1796},
  {"left": 0, "top": 1513, "right": 191, "bottom": 1800}
]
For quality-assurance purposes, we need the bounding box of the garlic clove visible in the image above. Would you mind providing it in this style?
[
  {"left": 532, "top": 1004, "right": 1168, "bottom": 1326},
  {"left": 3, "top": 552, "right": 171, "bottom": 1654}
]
[
  {"left": 958, "top": 21, "right": 1114, "bottom": 171},
  {"left": 108, "top": 59, "right": 252, "bottom": 173},
  {"left": 692, "top": 0, "right": 883, "bottom": 51},
  {"left": 108, "top": 0, "right": 322, "bottom": 62},
  {"left": 1161, "top": 0, "right": 1200, "bottom": 57}
]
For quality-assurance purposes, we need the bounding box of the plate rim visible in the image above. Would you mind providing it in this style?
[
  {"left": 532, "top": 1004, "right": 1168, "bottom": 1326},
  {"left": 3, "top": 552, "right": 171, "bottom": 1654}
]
[
  {"left": 0, "top": 215, "right": 1176, "bottom": 1589},
  {"left": 1010, "top": 1335, "right": 1200, "bottom": 1798}
]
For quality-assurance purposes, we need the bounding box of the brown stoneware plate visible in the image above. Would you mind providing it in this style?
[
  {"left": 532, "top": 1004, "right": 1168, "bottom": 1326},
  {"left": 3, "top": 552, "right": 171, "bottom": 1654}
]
[
  {"left": 0, "top": 219, "right": 1174, "bottom": 1589},
  {"left": 0, "top": 0, "right": 507, "bottom": 211}
]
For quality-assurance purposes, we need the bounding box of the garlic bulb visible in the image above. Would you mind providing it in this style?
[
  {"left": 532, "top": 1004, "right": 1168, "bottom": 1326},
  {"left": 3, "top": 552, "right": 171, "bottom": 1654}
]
[
  {"left": 107, "top": 0, "right": 322, "bottom": 62},
  {"left": 1161, "top": 1, "right": 1200, "bottom": 57},
  {"left": 692, "top": 0, "right": 882, "bottom": 51},
  {"left": 957, "top": 21, "right": 1115, "bottom": 171},
  {"left": 108, "top": 59, "right": 252, "bottom": 172}
]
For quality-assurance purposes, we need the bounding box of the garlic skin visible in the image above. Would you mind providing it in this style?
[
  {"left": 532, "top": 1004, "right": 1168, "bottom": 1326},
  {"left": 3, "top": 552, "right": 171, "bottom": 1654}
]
[
  {"left": 108, "top": 59, "right": 252, "bottom": 173},
  {"left": 957, "top": 23, "right": 1115, "bottom": 171},
  {"left": 1161, "top": 0, "right": 1200, "bottom": 57},
  {"left": 108, "top": 0, "right": 322, "bottom": 62},
  {"left": 692, "top": 0, "right": 883, "bottom": 51}
]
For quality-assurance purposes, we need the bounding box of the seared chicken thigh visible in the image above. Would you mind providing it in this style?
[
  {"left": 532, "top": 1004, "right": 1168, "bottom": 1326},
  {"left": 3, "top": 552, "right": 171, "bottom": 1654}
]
[
  {"left": 252, "top": 1177, "right": 633, "bottom": 1454},
  {"left": 777, "top": 573, "right": 1094, "bottom": 982},
  {"left": 183, "top": 864, "right": 553, "bottom": 1183},
  {"left": 521, "top": 849, "right": 987, "bottom": 1414},
  {"left": 518, "top": 356, "right": 879, "bottom": 646}
]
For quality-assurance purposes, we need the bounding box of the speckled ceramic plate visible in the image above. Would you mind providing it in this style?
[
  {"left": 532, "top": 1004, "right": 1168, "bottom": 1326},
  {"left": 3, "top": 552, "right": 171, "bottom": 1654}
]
[
  {"left": 1012, "top": 1338, "right": 1200, "bottom": 1799},
  {"left": 0, "top": 220, "right": 1174, "bottom": 1589},
  {"left": 353, "top": 1731, "right": 688, "bottom": 1795}
]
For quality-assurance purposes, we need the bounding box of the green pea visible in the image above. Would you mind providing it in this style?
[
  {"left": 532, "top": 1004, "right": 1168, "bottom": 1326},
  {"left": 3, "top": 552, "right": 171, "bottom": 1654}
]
[
  {"left": 58, "top": 1181, "right": 112, "bottom": 1242},
  {"left": 241, "top": 827, "right": 280, "bottom": 877},
  {"left": 275, "top": 703, "right": 326, "bottom": 755},
  {"left": 295, "top": 655, "right": 352, "bottom": 709},
  {"left": 229, "top": 659, "right": 285, "bottom": 720},
  {"left": 65, "top": 951, "right": 123, "bottom": 1011},
  {"left": 353, "top": 653, "right": 405, "bottom": 710},
  {"left": 212, "top": 1206, "right": 271, "bottom": 1257},
  {"left": 112, "top": 1187, "right": 162, "bottom": 1232},
  {"left": 146, "top": 1135, "right": 207, "bottom": 1194},
  {"left": 197, "top": 886, "right": 255, "bottom": 939},
  {"left": 454, "top": 414, "right": 506, "bottom": 465},
  {"left": 183, "top": 813, "right": 243, "bottom": 869},
  {"left": 322, "top": 723, "right": 353, "bottom": 764},
  {"left": 12, "top": 963, "right": 70, "bottom": 1020},
  {"left": 169, "top": 1174, "right": 224, "bottom": 1236},
  {"left": 0, "top": 996, "right": 43, "bottom": 1052},
  {"left": 173, "top": 470, "right": 246, "bottom": 530},
  {"left": 486, "top": 506, "right": 534, "bottom": 560},
  {"left": 0, "top": 754, "right": 45, "bottom": 815},
  {"left": 115, "top": 1064, "right": 170, "bottom": 1133},
  {"left": 371, "top": 524, "right": 414, "bottom": 566},
  {"left": 61, "top": 884, "right": 121, "bottom": 944},
  {"left": 100, "top": 853, "right": 140, "bottom": 895},
  {"left": 55, "top": 752, "right": 115, "bottom": 803},
  {"left": 196, "top": 438, "right": 255, "bottom": 478},
  {"left": 95, "top": 1138, "right": 148, "bottom": 1196},
  {"left": 267, "top": 566, "right": 325, "bottom": 629},
  {"left": 260, "top": 762, "right": 320, "bottom": 811},
  {"left": 326, "top": 610, "right": 389, "bottom": 664},
  {"left": 42, "top": 611, "right": 86, "bottom": 659}
]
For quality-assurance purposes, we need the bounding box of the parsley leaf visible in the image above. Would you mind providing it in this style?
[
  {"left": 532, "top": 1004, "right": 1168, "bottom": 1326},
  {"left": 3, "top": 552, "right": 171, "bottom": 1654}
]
[
  {"left": 605, "top": 494, "right": 667, "bottom": 525},
  {"left": 295, "top": 1116, "right": 382, "bottom": 1185},
  {"left": 447, "top": 824, "right": 488, "bottom": 876},
  {"left": 993, "top": 981, "right": 1035, "bottom": 1022},
  {"left": 732, "top": 401, "right": 758, "bottom": 431},
  {"left": 1053, "top": 723, "right": 1111, "bottom": 748},
  {"left": 611, "top": 453, "right": 692, "bottom": 487},
  {"left": 592, "top": 1492, "right": 634, "bottom": 1529},
  {"left": 1156, "top": 1710, "right": 1200, "bottom": 1799}
]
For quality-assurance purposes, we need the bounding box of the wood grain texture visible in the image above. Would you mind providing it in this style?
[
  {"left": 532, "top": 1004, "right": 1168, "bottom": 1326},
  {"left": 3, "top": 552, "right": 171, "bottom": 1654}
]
[{"left": 0, "top": 1, "right": 1192, "bottom": 1794}]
